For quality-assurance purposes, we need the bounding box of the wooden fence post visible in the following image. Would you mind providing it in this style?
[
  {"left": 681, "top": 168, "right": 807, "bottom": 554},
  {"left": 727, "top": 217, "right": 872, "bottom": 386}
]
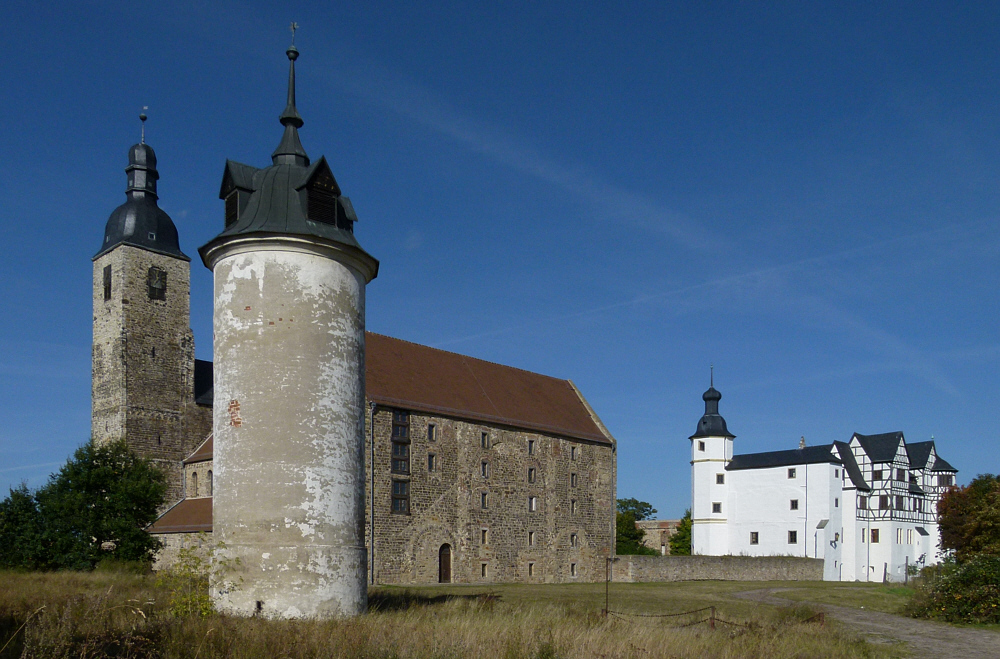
[{"left": 709, "top": 606, "right": 716, "bottom": 630}]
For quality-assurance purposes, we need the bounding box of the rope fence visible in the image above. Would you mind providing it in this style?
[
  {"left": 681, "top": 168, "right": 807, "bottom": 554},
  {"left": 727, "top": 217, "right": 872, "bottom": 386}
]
[{"left": 603, "top": 606, "right": 826, "bottom": 630}]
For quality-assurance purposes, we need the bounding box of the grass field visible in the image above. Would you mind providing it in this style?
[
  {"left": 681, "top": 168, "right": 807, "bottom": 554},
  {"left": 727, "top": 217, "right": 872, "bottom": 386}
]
[{"left": 0, "top": 571, "right": 912, "bottom": 658}]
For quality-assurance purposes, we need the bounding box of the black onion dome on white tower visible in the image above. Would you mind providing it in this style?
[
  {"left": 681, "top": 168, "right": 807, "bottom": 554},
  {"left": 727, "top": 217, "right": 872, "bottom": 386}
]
[
  {"left": 690, "top": 370, "right": 735, "bottom": 440},
  {"left": 198, "top": 41, "right": 378, "bottom": 276},
  {"left": 95, "top": 135, "right": 189, "bottom": 261}
]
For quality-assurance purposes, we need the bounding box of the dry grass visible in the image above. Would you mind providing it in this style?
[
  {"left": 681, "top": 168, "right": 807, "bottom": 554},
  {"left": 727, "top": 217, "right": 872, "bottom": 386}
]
[{"left": 0, "top": 571, "right": 907, "bottom": 658}]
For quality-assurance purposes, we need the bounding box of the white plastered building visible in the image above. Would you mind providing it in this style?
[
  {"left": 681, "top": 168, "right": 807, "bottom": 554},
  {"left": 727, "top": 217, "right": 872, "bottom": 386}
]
[{"left": 688, "top": 382, "right": 957, "bottom": 581}]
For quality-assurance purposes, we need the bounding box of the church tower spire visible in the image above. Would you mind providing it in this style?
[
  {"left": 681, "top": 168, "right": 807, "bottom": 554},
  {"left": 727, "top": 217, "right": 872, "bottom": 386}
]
[{"left": 271, "top": 24, "right": 309, "bottom": 166}]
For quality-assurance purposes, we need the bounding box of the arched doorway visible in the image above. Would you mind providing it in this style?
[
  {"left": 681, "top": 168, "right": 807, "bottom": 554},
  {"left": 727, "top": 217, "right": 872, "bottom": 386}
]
[{"left": 438, "top": 544, "right": 452, "bottom": 583}]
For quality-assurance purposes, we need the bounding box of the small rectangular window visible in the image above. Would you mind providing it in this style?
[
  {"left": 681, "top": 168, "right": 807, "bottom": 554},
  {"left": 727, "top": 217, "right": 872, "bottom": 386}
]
[
  {"left": 481, "top": 528, "right": 488, "bottom": 545},
  {"left": 698, "top": 441, "right": 706, "bottom": 452},
  {"left": 570, "top": 563, "right": 577, "bottom": 577},
  {"left": 871, "top": 529, "right": 880, "bottom": 543},
  {"left": 834, "top": 469, "right": 839, "bottom": 478},
  {"left": 570, "top": 533, "right": 578, "bottom": 547},
  {"left": 427, "top": 424, "right": 436, "bottom": 441},
  {"left": 790, "top": 499, "right": 799, "bottom": 511},
  {"left": 528, "top": 530, "right": 535, "bottom": 546},
  {"left": 528, "top": 496, "right": 537, "bottom": 512},
  {"left": 481, "top": 432, "right": 490, "bottom": 449},
  {"left": 527, "top": 467, "right": 536, "bottom": 483},
  {"left": 571, "top": 446, "right": 578, "bottom": 460},
  {"left": 528, "top": 562, "right": 534, "bottom": 577},
  {"left": 835, "top": 497, "right": 839, "bottom": 508},
  {"left": 896, "top": 495, "right": 904, "bottom": 510},
  {"left": 391, "top": 480, "right": 409, "bottom": 514},
  {"left": 897, "top": 469, "right": 906, "bottom": 482},
  {"left": 862, "top": 529, "right": 866, "bottom": 543},
  {"left": 907, "top": 528, "right": 913, "bottom": 544},
  {"left": 571, "top": 500, "right": 577, "bottom": 515},
  {"left": 147, "top": 266, "right": 166, "bottom": 300},
  {"left": 481, "top": 563, "right": 487, "bottom": 578},
  {"left": 391, "top": 441, "right": 410, "bottom": 474},
  {"left": 788, "top": 468, "right": 796, "bottom": 479},
  {"left": 481, "top": 492, "right": 488, "bottom": 509},
  {"left": 527, "top": 439, "right": 535, "bottom": 455},
  {"left": 788, "top": 530, "right": 798, "bottom": 544},
  {"left": 859, "top": 496, "right": 868, "bottom": 510},
  {"left": 571, "top": 473, "right": 577, "bottom": 487},
  {"left": 481, "top": 461, "right": 489, "bottom": 478},
  {"left": 102, "top": 265, "right": 112, "bottom": 301},
  {"left": 712, "top": 502, "right": 722, "bottom": 514},
  {"left": 880, "top": 495, "right": 890, "bottom": 510},
  {"left": 750, "top": 532, "right": 759, "bottom": 545},
  {"left": 427, "top": 453, "right": 436, "bottom": 472},
  {"left": 873, "top": 469, "right": 883, "bottom": 481},
  {"left": 896, "top": 528, "right": 903, "bottom": 544},
  {"left": 716, "top": 473, "right": 725, "bottom": 484}
]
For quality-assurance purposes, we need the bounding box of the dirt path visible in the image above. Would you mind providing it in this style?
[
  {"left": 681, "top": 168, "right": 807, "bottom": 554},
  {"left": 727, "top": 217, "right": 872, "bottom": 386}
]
[{"left": 733, "top": 588, "right": 1000, "bottom": 658}]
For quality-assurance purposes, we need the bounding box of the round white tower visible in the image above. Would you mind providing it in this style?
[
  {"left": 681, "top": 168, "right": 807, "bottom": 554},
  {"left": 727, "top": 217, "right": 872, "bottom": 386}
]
[
  {"left": 199, "top": 41, "right": 378, "bottom": 618},
  {"left": 689, "top": 372, "right": 734, "bottom": 556}
]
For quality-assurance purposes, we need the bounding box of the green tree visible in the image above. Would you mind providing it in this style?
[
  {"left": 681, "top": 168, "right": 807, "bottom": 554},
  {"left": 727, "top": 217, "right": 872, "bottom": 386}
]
[
  {"left": 938, "top": 474, "right": 1000, "bottom": 562},
  {"left": 669, "top": 509, "right": 692, "bottom": 556},
  {"left": 0, "top": 483, "right": 44, "bottom": 569},
  {"left": 616, "top": 498, "right": 657, "bottom": 521},
  {"left": 615, "top": 510, "right": 657, "bottom": 555},
  {"left": 0, "top": 440, "right": 167, "bottom": 570}
]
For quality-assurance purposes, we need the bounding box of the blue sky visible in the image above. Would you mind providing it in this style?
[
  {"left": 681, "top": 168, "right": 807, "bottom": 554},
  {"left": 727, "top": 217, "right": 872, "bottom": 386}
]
[{"left": 1, "top": 1, "right": 998, "bottom": 518}]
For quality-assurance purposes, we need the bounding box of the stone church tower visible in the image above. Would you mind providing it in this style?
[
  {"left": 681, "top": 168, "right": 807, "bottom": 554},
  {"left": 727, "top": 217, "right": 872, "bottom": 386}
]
[
  {"left": 92, "top": 134, "right": 211, "bottom": 504},
  {"left": 199, "top": 42, "right": 379, "bottom": 618}
]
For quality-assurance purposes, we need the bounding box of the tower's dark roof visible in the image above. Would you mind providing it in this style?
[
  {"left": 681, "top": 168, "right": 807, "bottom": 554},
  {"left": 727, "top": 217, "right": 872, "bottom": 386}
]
[
  {"left": 853, "top": 432, "right": 904, "bottom": 463},
  {"left": 690, "top": 383, "right": 735, "bottom": 439},
  {"left": 198, "top": 44, "right": 376, "bottom": 275},
  {"left": 834, "top": 441, "right": 870, "bottom": 491},
  {"left": 726, "top": 445, "right": 841, "bottom": 471},
  {"left": 94, "top": 142, "right": 189, "bottom": 261}
]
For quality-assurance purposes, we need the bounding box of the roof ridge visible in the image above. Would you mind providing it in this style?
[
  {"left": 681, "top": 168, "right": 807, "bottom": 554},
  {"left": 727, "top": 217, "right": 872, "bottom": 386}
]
[{"left": 367, "top": 332, "right": 575, "bottom": 385}]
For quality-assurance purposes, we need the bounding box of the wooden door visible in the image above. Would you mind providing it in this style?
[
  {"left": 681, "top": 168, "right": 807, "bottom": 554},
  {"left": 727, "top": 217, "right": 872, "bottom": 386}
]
[{"left": 439, "top": 544, "right": 451, "bottom": 583}]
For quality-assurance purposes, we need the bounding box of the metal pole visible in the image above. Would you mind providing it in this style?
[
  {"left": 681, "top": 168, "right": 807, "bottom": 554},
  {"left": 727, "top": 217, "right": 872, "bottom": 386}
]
[
  {"left": 604, "top": 557, "right": 609, "bottom": 617},
  {"left": 369, "top": 401, "right": 376, "bottom": 585}
]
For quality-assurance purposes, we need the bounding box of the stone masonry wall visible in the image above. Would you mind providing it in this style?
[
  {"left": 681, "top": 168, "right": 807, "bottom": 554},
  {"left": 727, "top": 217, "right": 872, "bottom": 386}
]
[
  {"left": 92, "top": 245, "right": 211, "bottom": 506},
  {"left": 611, "top": 555, "right": 823, "bottom": 583},
  {"left": 365, "top": 406, "right": 616, "bottom": 584}
]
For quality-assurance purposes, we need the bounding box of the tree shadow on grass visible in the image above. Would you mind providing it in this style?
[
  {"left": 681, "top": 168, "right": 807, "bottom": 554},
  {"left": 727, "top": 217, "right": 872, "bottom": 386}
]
[{"left": 368, "top": 589, "right": 501, "bottom": 612}]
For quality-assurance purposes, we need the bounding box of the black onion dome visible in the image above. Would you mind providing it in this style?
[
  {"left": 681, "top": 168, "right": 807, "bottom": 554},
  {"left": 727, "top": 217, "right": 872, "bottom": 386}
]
[
  {"left": 690, "top": 384, "right": 735, "bottom": 439},
  {"left": 94, "top": 142, "right": 189, "bottom": 261}
]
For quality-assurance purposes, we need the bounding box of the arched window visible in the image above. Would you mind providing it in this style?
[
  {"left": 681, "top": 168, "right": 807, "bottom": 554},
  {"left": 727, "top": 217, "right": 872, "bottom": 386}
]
[
  {"left": 207, "top": 470, "right": 213, "bottom": 496},
  {"left": 191, "top": 471, "right": 198, "bottom": 497}
]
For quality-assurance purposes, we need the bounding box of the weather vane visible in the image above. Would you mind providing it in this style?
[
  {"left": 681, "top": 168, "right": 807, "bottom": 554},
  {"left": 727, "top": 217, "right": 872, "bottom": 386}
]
[
  {"left": 290, "top": 21, "right": 299, "bottom": 45},
  {"left": 139, "top": 106, "right": 148, "bottom": 144},
  {"left": 710, "top": 364, "right": 714, "bottom": 387}
]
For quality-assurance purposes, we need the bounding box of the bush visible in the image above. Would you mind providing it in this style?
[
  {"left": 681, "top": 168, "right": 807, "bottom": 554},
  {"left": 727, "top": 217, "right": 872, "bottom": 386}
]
[{"left": 907, "top": 554, "right": 1000, "bottom": 624}]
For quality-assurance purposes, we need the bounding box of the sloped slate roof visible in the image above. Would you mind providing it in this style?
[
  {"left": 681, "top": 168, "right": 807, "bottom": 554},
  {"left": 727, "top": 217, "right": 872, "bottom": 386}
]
[
  {"left": 184, "top": 333, "right": 612, "bottom": 446},
  {"left": 366, "top": 333, "right": 612, "bottom": 444},
  {"left": 931, "top": 457, "right": 958, "bottom": 472},
  {"left": 147, "top": 498, "right": 212, "bottom": 534},
  {"left": 726, "top": 445, "right": 841, "bottom": 471},
  {"left": 854, "top": 432, "right": 904, "bottom": 463},
  {"left": 183, "top": 434, "right": 212, "bottom": 464},
  {"left": 906, "top": 441, "right": 935, "bottom": 469},
  {"left": 834, "top": 441, "right": 870, "bottom": 491}
]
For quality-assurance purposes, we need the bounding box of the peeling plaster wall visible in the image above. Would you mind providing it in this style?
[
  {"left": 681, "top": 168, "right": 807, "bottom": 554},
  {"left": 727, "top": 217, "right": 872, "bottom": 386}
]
[{"left": 211, "top": 247, "right": 367, "bottom": 618}]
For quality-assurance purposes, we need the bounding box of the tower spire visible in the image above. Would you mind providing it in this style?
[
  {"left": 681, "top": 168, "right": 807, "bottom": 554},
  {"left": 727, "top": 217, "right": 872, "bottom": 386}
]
[
  {"left": 710, "top": 364, "right": 714, "bottom": 388},
  {"left": 139, "top": 107, "right": 148, "bottom": 144},
  {"left": 272, "top": 22, "right": 309, "bottom": 166}
]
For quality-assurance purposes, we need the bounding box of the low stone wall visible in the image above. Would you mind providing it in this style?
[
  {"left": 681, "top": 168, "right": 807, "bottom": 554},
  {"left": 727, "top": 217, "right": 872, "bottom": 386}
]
[{"left": 612, "top": 555, "right": 823, "bottom": 583}]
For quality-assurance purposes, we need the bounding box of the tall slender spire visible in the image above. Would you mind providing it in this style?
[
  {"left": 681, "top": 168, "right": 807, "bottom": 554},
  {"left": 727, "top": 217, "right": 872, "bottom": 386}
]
[{"left": 272, "top": 23, "right": 309, "bottom": 166}]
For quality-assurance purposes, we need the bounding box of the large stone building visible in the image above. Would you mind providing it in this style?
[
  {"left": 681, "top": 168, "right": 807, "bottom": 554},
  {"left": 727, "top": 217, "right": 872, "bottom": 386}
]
[
  {"left": 688, "top": 380, "right": 957, "bottom": 582},
  {"left": 95, "top": 45, "right": 616, "bottom": 591}
]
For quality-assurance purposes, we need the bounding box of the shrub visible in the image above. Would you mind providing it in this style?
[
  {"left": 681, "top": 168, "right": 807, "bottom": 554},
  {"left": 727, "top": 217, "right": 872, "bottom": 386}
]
[
  {"left": 907, "top": 554, "right": 1000, "bottom": 624},
  {"left": 155, "top": 535, "right": 241, "bottom": 617}
]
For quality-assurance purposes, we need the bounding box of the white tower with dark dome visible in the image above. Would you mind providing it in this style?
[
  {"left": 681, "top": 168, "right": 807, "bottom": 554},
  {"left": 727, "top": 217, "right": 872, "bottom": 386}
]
[{"left": 689, "top": 372, "right": 735, "bottom": 556}]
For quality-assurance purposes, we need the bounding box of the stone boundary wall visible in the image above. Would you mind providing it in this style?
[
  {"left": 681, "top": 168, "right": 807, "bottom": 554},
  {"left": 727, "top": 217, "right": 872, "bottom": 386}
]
[{"left": 612, "top": 555, "right": 823, "bottom": 582}]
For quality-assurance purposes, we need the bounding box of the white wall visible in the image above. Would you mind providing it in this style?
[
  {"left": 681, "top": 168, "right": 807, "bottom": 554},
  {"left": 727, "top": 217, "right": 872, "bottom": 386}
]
[{"left": 691, "top": 434, "right": 732, "bottom": 556}]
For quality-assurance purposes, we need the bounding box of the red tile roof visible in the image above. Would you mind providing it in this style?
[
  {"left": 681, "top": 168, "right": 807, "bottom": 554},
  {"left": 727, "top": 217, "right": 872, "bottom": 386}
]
[
  {"left": 147, "top": 497, "right": 212, "bottom": 534},
  {"left": 365, "top": 333, "right": 612, "bottom": 444}
]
